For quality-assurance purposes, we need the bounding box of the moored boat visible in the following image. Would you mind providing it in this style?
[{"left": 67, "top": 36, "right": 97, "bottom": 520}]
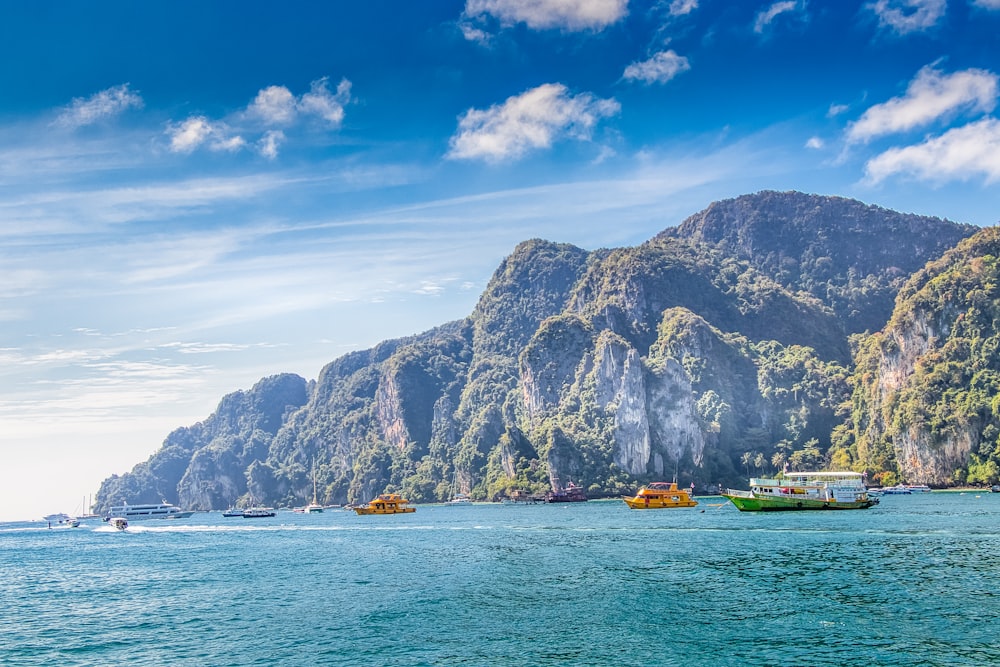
[
  {"left": 723, "top": 471, "right": 878, "bottom": 511},
  {"left": 242, "top": 507, "right": 276, "bottom": 518},
  {"left": 623, "top": 482, "right": 698, "bottom": 509},
  {"left": 105, "top": 501, "right": 193, "bottom": 521},
  {"left": 353, "top": 493, "right": 415, "bottom": 515},
  {"left": 545, "top": 482, "right": 587, "bottom": 503}
]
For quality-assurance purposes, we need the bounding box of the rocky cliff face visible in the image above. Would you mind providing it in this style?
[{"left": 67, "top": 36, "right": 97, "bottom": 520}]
[
  {"left": 96, "top": 192, "right": 986, "bottom": 510},
  {"left": 853, "top": 227, "right": 1000, "bottom": 486}
]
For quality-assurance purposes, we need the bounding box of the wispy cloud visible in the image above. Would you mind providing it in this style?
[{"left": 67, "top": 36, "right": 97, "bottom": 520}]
[
  {"left": 754, "top": 1, "right": 800, "bottom": 34},
  {"left": 54, "top": 84, "right": 143, "bottom": 129},
  {"left": 623, "top": 50, "right": 691, "bottom": 85},
  {"left": 462, "top": 0, "right": 628, "bottom": 31},
  {"left": 972, "top": 0, "right": 1000, "bottom": 8},
  {"left": 447, "top": 83, "right": 620, "bottom": 162},
  {"left": 668, "top": 0, "right": 698, "bottom": 16},
  {"left": 846, "top": 65, "right": 998, "bottom": 143},
  {"left": 864, "top": 117, "right": 1000, "bottom": 184},
  {"left": 866, "top": 0, "right": 946, "bottom": 34}
]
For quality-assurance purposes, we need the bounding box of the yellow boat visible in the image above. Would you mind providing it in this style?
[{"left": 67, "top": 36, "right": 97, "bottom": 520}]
[
  {"left": 353, "top": 493, "right": 416, "bottom": 515},
  {"left": 623, "top": 482, "right": 698, "bottom": 509}
]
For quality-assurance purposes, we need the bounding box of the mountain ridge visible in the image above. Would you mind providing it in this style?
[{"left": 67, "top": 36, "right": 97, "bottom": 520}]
[{"left": 94, "top": 191, "right": 987, "bottom": 512}]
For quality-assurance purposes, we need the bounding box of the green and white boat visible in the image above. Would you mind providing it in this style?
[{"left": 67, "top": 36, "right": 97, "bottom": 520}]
[{"left": 722, "top": 471, "right": 878, "bottom": 511}]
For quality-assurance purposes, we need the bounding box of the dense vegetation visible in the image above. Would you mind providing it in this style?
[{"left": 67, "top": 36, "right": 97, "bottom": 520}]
[{"left": 95, "top": 191, "right": 990, "bottom": 512}]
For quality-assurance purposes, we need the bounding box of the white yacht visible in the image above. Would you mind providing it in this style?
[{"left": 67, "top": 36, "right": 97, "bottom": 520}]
[{"left": 105, "top": 502, "right": 194, "bottom": 521}]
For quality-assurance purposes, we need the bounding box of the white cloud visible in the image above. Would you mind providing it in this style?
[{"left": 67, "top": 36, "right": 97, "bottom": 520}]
[
  {"left": 805, "top": 136, "right": 824, "bottom": 149},
  {"left": 167, "top": 116, "right": 216, "bottom": 153},
  {"left": 249, "top": 86, "right": 297, "bottom": 125},
  {"left": 298, "top": 78, "right": 352, "bottom": 126},
  {"left": 669, "top": 0, "right": 698, "bottom": 16},
  {"left": 258, "top": 130, "right": 285, "bottom": 160},
  {"left": 463, "top": 0, "right": 627, "bottom": 31},
  {"left": 867, "top": 0, "right": 946, "bottom": 34},
  {"left": 55, "top": 84, "right": 143, "bottom": 128},
  {"left": 446, "top": 83, "right": 620, "bottom": 162},
  {"left": 864, "top": 118, "right": 1000, "bottom": 183},
  {"left": 754, "top": 1, "right": 799, "bottom": 33},
  {"left": 847, "top": 65, "right": 998, "bottom": 143},
  {"left": 166, "top": 77, "right": 351, "bottom": 157},
  {"left": 828, "top": 103, "right": 850, "bottom": 117},
  {"left": 623, "top": 50, "right": 691, "bottom": 85},
  {"left": 972, "top": 0, "right": 1000, "bottom": 8},
  {"left": 166, "top": 117, "right": 246, "bottom": 154}
]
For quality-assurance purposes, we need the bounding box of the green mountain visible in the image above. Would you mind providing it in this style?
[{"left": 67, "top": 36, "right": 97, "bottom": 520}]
[
  {"left": 94, "top": 191, "right": 982, "bottom": 512},
  {"left": 851, "top": 226, "right": 1000, "bottom": 487}
]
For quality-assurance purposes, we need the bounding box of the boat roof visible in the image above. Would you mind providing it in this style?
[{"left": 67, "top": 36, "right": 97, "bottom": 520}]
[{"left": 784, "top": 471, "right": 863, "bottom": 478}]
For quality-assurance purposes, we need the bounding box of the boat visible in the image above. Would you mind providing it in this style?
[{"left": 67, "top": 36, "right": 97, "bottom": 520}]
[
  {"left": 222, "top": 507, "right": 244, "bottom": 517},
  {"left": 105, "top": 501, "right": 194, "bottom": 521},
  {"left": 880, "top": 484, "right": 912, "bottom": 495},
  {"left": 109, "top": 517, "right": 128, "bottom": 531},
  {"left": 447, "top": 493, "right": 473, "bottom": 504},
  {"left": 545, "top": 481, "right": 587, "bottom": 503},
  {"left": 991, "top": 485, "right": 1000, "bottom": 493},
  {"left": 43, "top": 513, "right": 80, "bottom": 528},
  {"left": 907, "top": 484, "right": 932, "bottom": 493},
  {"left": 623, "top": 482, "right": 698, "bottom": 509},
  {"left": 353, "top": 493, "right": 415, "bottom": 515},
  {"left": 304, "top": 460, "right": 324, "bottom": 513},
  {"left": 722, "top": 471, "right": 879, "bottom": 511},
  {"left": 242, "top": 507, "right": 276, "bottom": 518}
]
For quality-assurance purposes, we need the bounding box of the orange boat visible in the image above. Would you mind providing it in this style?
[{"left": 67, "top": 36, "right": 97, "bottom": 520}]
[
  {"left": 353, "top": 493, "right": 416, "bottom": 515},
  {"left": 623, "top": 482, "right": 698, "bottom": 509}
]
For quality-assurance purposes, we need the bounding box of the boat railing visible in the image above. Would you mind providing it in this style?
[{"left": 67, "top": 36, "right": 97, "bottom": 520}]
[{"left": 724, "top": 489, "right": 754, "bottom": 498}]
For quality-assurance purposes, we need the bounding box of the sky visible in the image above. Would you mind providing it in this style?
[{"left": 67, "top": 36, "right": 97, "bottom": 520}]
[{"left": 2, "top": 0, "right": 999, "bottom": 522}]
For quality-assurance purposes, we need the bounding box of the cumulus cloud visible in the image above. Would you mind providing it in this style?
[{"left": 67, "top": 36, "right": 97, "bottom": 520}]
[
  {"left": 462, "top": 0, "right": 627, "bottom": 31},
  {"left": 754, "top": 1, "right": 799, "bottom": 33},
  {"left": 166, "top": 77, "right": 351, "bottom": 157},
  {"left": 166, "top": 117, "right": 245, "bottom": 154},
  {"left": 55, "top": 84, "right": 143, "bottom": 128},
  {"left": 846, "top": 65, "right": 998, "bottom": 143},
  {"left": 249, "top": 86, "right": 297, "bottom": 125},
  {"left": 299, "top": 78, "right": 352, "bottom": 125},
  {"left": 246, "top": 77, "right": 352, "bottom": 128},
  {"left": 623, "top": 50, "right": 691, "bottom": 85},
  {"left": 669, "top": 0, "right": 698, "bottom": 16},
  {"left": 805, "top": 137, "right": 824, "bottom": 149},
  {"left": 864, "top": 117, "right": 1000, "bottom": 183},
  {"left": 866, "top": 0, "right": 946, "bottom": 33},
  {"left": 447, "top": 83, "right": 620, "bottom": 162}
]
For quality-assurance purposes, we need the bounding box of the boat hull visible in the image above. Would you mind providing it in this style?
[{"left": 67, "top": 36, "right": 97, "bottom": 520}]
[
  {"left": 723, "top": 493, "right": 877, "bottom": 511},
  {"left": 623, "top": 497, "right": 697, "bottom": 509},
  {"left": 353, "top": 507, "right": 415, "bottom": 515}
]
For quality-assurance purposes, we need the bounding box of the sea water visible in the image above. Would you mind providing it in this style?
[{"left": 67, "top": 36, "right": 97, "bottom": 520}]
[{"left": 2, "top": 492, "right": 999, "bottom": 666}]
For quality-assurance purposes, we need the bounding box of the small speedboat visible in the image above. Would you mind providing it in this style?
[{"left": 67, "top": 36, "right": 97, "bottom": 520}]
[{"left": 109, "top": 517, "right": 128, "bottom": 531}]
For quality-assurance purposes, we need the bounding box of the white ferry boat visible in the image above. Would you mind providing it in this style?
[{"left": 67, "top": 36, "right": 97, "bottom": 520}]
[{"left": 105, "top": 502, "right": 194, "bottom": 521}]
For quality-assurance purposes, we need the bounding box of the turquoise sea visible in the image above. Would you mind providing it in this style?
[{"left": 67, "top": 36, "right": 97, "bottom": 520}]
[{"left": 3, "top": 492, "right": 999, "bottom": 666}]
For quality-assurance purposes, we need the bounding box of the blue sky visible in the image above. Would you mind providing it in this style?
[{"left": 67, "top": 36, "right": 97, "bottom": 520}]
[{"left": 3, "top": 0, "right": 999, "bottom": 521}]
